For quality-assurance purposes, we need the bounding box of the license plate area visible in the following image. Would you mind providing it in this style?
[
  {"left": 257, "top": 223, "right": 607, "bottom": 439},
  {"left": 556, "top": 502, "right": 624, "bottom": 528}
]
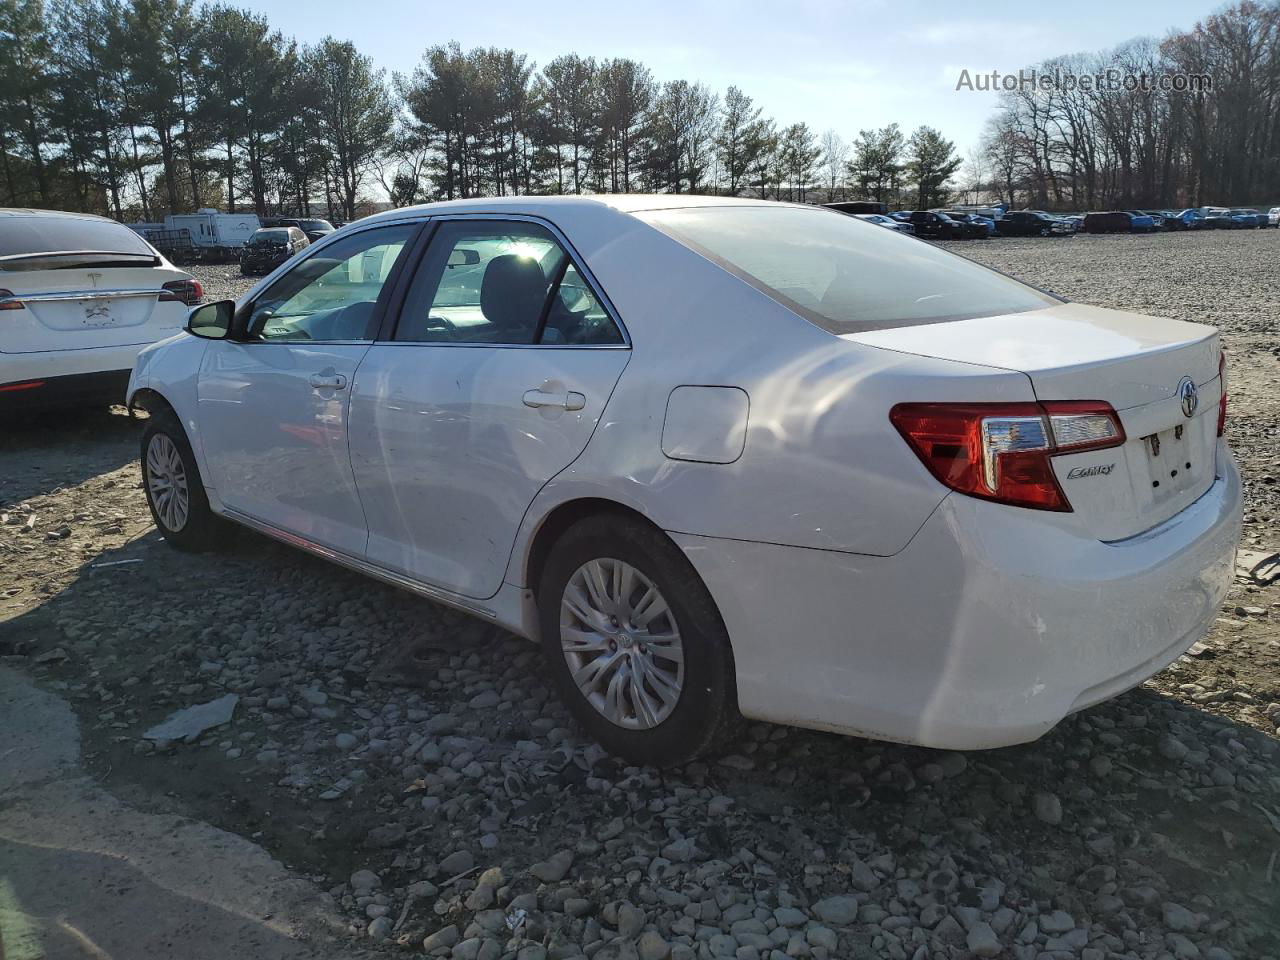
[
  {"left": 1143, "top": 423, "right": 1204, "bottom": 502},
  {"left": 82, "top": 299, "right": 117, "bottom": 327}
]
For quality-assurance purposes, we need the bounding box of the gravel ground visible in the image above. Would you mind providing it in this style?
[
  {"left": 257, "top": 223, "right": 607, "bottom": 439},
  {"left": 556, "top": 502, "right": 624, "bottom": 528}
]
[{"left": 2, "top": 231, "right": 1279, "bottom": 960}]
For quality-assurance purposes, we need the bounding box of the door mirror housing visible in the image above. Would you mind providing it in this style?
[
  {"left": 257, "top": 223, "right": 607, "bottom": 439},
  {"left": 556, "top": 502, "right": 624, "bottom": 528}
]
[{"left": 186, "top": 300, "right": 237, "bottom": 340}]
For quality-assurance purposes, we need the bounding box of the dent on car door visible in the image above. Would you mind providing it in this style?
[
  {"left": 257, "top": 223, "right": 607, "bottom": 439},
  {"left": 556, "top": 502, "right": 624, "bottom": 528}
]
[
  {"left": 196, "top": 223, "right": 418, "bottom": 553},
  {"left": 348, "top": 218, "right": 630, "bottom": 600}
]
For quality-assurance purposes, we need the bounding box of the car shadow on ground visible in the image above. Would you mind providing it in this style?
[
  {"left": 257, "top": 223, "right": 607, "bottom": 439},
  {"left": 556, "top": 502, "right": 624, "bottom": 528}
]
[
  {"left": 0, "top": 406, "right": 143, "bottom": 505},
  {"left": 3, "top": 526, "right": 1279, "bottom": 953}
]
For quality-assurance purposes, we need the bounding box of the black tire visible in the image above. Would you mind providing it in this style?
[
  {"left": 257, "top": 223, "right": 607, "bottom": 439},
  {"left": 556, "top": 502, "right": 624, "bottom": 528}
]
[
  {"left": 140, "top": 411, "right": 227, "bottom": 551},
  {"left": 1039, "top": 226, "right": 1050, "bottom": 237},
  {"left": 537, "top": 514, "right": 739, "bottom": 767}
]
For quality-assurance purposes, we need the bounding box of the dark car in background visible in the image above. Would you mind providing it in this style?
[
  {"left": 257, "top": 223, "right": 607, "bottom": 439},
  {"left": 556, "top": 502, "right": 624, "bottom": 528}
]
[
  {"left": 1122, "top": 211, "right": 1157, "bottom": 232},
  {"left": 1229, "top": 208, "right": 1265, "bottom": 228},
  {"left": 997, "top": 210, "right": 1073, "bottom": 237},
  {"left": 1201, "top": 207, "right": 1236, "bottom": 229},
  {"left": 1136, "top": 209, "right": 1167, "bottom": 231},
  {"left": 907, "top": 210, "right": 962, "bottom": 239},
  {"left": 239, "top": 226, "right": 310, "bottom": 275},
  {"left": 1084, "top": 211, "right": 1138, "bottom": 233},
  {"left": 1163, "top": 209, "right": 1205, "bottom": 230},
  {"left": 278, "top": 217, "right": 336, "bottom": 242},
  {"left": 935, "top": 210, "right": 995, "bottom": 237}
]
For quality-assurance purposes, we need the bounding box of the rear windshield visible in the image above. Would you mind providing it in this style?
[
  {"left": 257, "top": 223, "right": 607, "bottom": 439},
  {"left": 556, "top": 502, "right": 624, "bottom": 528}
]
[
  {"left": 0, "top": 214, "right": 155, "bottom": 262},
  {"left": 639, "top": 205, "right": 1058, "bottom": 333},
  {"left": 251, "top": 230, "right": 289, "bottom": 244}
]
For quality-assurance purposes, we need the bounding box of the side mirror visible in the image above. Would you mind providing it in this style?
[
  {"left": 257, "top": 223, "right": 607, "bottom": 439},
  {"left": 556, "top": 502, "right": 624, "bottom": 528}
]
[{"left": 186, "top": 300, "right": 236, "bottom": 340}]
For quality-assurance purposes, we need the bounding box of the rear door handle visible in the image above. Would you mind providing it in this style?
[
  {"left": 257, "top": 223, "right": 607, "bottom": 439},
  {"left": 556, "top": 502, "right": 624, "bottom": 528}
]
[
  {"left": 523, "top": 388, "right": 585, "bottom": 411},
  {"left": 309, "top": 373, "right": 347, "bottom": 390}
]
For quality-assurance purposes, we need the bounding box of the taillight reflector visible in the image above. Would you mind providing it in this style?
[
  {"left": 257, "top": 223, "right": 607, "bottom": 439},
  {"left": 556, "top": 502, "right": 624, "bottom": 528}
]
[
  {"left": 0, "top": 380, "right": 45, "bottom": 392},
  {"left": 890, "top": 401, "right": 1126, "bottom": 512}
]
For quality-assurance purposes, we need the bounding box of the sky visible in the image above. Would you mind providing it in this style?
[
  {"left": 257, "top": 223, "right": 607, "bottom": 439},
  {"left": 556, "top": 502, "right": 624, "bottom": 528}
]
[{"left": 238, "top": 0, "right": 1219, "bottom": 159}]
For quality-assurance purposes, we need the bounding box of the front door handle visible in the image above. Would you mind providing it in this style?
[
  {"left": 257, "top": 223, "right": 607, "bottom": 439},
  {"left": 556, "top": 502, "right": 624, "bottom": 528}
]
[
  {"left": 309, "top": 373, "right": 347, "bottom": 390},
  {"left": 523, "top": 388, "right": 585, "bottom": 411}
]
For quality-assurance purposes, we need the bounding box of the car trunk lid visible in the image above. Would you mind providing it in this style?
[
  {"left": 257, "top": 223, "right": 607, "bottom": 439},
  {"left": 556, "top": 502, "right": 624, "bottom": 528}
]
[
  {"left": 1, "top": 261, "right": 186, "bottom": 353},
  {"left": 847, "top": 302, "right": 1222, "bottom": 540}
]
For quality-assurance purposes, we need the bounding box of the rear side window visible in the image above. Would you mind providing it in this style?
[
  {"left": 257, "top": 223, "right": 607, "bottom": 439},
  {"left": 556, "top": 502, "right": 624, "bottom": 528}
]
[
  {"left": 640, "top": 205, "right": 1058, "bottom": 333},
  {"left": 0, "top": 215, "right": 155, "bottom": 260}
]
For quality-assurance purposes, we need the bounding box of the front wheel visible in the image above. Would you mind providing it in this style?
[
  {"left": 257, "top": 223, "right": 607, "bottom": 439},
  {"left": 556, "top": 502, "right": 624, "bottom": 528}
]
[
  {"left": 141, "top": 415, "right": 227, "bottom": 551},
  {"left": 537, "top": 515, "right": 738, "bottom": 766}
]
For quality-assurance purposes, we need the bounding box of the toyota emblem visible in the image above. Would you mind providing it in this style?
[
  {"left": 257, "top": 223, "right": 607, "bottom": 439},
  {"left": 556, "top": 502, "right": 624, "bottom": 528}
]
[{"left": 1177, "top": 377, "right": 1198, "bottom": 418}]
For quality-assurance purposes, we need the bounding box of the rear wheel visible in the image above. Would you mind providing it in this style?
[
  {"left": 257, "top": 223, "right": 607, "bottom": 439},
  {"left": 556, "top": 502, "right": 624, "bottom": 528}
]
[
  {"left": 537, "top": 515, "right": 738, "bottom": 766},
  {"left": 141, "top": 414, "right": 227, "bottom": 551}
]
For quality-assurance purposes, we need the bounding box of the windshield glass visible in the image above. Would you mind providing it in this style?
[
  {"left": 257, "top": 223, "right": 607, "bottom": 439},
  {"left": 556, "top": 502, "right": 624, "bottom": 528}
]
[
  {"left": 251, "top": 230, "right": 289, "bottom": 246},
  {"left": 639, "top": 205, "right": 1058, "bottom": 333},
  {"left": 297, "top": 219, "right": 333, "bottom": 232},
  {"left": 0, "top": 214, "right": 156, "bottom": 262}
]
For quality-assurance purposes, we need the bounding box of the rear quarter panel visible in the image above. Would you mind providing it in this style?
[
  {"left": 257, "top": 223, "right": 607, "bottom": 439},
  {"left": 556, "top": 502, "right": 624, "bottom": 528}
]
[{"left": 504, "top": 212, "right": 1037, "bottom": 583}]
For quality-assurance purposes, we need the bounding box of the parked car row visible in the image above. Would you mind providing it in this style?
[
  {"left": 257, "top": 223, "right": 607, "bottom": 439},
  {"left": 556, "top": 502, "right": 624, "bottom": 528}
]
[
  {"left": 874, "top": 208, "right": 1075, "bottom": 240},
  {"left": 130, "top": 212, "right": 337, "bottom": 268},
  {"left": 1081, "top": 206, "right": 1279, "bottom": 233},
  {"left": 830, "top": 199, "right": 1279, "bottom": 240}
]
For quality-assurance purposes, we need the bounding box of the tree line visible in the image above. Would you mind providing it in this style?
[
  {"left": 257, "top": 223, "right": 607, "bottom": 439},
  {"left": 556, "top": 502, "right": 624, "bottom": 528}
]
[
  {"left": 974, "top": 1, "right": 1280, "bottom": 210},
  {"left": 9, "top": 0, "right": 1272, "bottom": 220},
  {"left": 0, "top": 0, "right": 964, "bottom": 220}
]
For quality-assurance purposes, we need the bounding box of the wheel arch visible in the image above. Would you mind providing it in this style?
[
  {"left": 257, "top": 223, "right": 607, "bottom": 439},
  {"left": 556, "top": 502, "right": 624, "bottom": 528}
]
[
  {"left": 523, "top": 497, "right": 660, "bottom": 598},
  {"left": 128, "top": 386, "right": 178, "bottom": 421}
]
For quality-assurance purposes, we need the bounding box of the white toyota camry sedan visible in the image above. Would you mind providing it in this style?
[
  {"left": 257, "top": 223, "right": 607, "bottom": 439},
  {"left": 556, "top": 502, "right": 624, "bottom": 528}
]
[{"left": 127, "top": 196, "right": 1241, "bottom": 765}]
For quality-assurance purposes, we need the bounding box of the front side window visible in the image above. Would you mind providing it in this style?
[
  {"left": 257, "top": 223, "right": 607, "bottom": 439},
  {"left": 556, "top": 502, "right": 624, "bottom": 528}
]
[
  {"left": 247, "top": 223, "right": 415, "bottom": 342},
  {"left": 395, "top": 220, "right": 622, "bottom": 345},
  {"left": 640, "top": 205, "right": 1058, "bottom": 333}
]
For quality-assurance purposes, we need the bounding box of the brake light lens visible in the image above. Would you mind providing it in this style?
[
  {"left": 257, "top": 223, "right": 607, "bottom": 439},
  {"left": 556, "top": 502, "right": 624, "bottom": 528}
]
[
  {"left": 0, "top": 288, "right": 24, "bottom": 310},
  {"left": 159, "top": 278, "right": 203, "bottom": 305},
  {"left": 890, "top": 401, "right": 1126, "bottom": 511},
  {"left": 1216, "top": 351, "right": 1227, "bottom": 437}
]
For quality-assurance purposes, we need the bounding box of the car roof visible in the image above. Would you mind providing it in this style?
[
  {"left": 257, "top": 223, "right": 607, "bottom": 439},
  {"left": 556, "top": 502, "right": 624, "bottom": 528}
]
[
  {"left": 0, "top": 207, "right": 119, "bottom": 224},
  {"left": 355, "top": 193, "right": 813, "bottom": 230}
]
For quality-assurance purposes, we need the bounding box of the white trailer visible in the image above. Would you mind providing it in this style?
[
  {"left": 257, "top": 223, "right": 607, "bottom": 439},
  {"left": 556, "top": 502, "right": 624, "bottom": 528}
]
[{"left": 164, "top": 209, "right": 260, "bottom": 261}]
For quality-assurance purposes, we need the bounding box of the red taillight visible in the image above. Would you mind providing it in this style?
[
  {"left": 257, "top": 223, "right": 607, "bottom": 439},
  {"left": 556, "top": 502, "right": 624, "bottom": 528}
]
[
  {"left": 159, "top": 278, "right": 203, "bottom": 306},
  {"left": 1216, "top": 351, "right": 1227, "bottom": 437},
  {"left": 890, "top": 400, "right": 1126, "bottom": 512},
  {"left": 0, "top": 288, "right": 24, "bottom": 311},
  {"left": 0, "top": 380, "right": 45, "bottom": 392}
]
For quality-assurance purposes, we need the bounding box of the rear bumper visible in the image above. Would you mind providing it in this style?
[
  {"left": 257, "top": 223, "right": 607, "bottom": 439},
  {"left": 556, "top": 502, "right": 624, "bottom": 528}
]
[
  {"left": 1, "top": 345, "right": 143, "bottom": 412},
  {"left": 0, "top": 368, "right": 131, "bottom": 412},
  {"left": 674, "top": 451, "right": 1242, "bottom": 750}
]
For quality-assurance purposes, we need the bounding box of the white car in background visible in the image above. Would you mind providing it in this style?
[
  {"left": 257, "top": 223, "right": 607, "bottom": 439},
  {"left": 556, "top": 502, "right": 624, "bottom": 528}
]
[
  {"left": 854, "top": 212, "right": 915, "bottom": 234},
  {"left": 128, "top": 196, "right": 1240, "bottom": 766},
  {"left": 1, "top": 209, "right": 201, "bottom": 412},
  {"left": 1269, "top": 207, "right": 1280, "bottom": 227}
]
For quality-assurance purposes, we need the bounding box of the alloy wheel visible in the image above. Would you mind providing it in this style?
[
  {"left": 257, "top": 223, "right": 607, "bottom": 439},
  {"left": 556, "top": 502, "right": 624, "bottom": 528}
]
[
  {"left": 146, "top": 433, "right": 190, "bottom": 533},
  {"left": 559, "top": 558, "right": 685, "bottom": 730}
]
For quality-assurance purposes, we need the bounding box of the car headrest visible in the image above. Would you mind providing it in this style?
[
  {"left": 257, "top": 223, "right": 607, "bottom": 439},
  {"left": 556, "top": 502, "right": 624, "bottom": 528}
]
[{"left": 480, "top": 255, "right": 546, "bottom": 335}]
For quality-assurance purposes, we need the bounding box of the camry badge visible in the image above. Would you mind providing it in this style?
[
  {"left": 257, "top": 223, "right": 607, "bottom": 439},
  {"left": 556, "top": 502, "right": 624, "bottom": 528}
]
[{"left": 1177, "top": 377, "right": 1198, "bottom": 418}]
